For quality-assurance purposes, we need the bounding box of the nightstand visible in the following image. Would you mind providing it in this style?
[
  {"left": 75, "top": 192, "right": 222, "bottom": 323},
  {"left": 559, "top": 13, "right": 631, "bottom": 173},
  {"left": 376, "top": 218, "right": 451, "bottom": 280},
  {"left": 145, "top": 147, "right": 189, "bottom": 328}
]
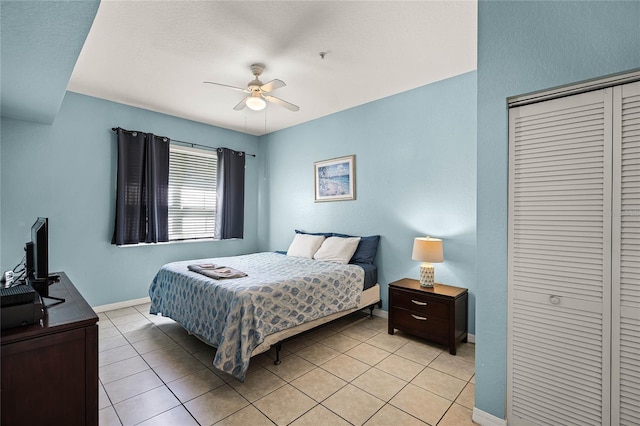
[{"left": 388, "top": 278, "right": 468, "bottom": 355}]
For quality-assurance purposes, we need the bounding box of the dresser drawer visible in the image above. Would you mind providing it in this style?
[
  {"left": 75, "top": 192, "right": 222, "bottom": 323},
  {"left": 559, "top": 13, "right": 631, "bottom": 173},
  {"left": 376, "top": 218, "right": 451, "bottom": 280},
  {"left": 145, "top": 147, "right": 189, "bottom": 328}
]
[
  {"left": 391, "top": 308, "right": 449, "bottom": 342},
  {"left": 391, "top": 289, "right": 449, "bottom": 319}
]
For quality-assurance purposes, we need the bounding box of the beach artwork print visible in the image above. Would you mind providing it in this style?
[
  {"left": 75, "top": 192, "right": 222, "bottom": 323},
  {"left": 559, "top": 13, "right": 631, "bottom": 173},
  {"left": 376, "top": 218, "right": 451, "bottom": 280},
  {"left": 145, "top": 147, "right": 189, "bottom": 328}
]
[{"left": 314, "top": 155, "right": 356, "bottom": 202}]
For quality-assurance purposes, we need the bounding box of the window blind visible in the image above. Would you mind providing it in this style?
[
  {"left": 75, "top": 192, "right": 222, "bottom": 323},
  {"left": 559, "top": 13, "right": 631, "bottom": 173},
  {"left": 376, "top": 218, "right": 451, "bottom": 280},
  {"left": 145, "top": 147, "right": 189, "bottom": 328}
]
[{"left": 168, "top": 145, "right": 217, "bottom": 241}]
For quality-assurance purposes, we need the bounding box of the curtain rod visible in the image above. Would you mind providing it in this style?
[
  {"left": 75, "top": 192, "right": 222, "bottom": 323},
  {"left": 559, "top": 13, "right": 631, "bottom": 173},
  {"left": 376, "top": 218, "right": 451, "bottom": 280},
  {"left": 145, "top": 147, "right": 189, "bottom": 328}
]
[{"left": 111, "top": 127, "right": 256, "bottom": 157}]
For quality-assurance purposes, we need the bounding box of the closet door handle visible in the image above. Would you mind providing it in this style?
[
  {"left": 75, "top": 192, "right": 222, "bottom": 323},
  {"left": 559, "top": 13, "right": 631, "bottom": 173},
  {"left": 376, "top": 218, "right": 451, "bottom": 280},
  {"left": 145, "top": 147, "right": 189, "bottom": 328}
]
[
  {"left": 549, "top": 295, "right": 561, "bottom": 305},
  {"left": 411, "top": 314, "right": 427, "bottom": 321},
  {"left": 411, "top": 300, "right": 427, "bottom": 306}
]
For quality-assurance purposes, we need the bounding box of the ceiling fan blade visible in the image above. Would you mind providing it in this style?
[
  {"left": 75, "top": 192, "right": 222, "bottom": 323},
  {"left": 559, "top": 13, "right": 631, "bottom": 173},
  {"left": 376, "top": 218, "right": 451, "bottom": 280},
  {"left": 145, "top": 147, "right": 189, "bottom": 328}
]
[
  {"left": 264, "top": 95, "right": 299, "bottom": 112},
  {"left": 233, "top": 97, "right": 249, "bottom": 110},
  {"left": 203, "top": 81, "right": 248, "bottom": 93},
  {"left": 260, "top": 79, "right": 286, "bottom": 93}
]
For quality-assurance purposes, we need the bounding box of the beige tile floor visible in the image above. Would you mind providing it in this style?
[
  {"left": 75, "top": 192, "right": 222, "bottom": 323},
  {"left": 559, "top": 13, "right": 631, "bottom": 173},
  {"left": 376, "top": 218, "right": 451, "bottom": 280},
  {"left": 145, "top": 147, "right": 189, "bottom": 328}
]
[{"left": 98, "top": 303, "right": 477, "bottom": 426}]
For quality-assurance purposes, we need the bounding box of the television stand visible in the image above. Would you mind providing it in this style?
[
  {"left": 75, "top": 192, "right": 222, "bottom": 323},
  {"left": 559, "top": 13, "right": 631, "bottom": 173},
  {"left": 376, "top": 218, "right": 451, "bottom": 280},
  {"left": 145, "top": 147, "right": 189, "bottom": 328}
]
[{"left": 1, "top": 272, "right": 98, "bottom": 425}]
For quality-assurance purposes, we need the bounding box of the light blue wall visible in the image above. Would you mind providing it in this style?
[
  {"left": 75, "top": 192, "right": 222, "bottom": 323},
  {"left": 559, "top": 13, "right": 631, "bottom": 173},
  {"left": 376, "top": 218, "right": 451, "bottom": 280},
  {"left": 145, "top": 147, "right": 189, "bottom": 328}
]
[
  {"left": 476, "top": 0, "right": 640, "bottom": 419},
  {"left": 1, "top": 92, "right": 259, "bottom": 306},
  {"left": 259, "top": 71, "right": 477, "bottom": 333},
  {"left": 0, "top": 0, "right": 99, "bottom": 124}
]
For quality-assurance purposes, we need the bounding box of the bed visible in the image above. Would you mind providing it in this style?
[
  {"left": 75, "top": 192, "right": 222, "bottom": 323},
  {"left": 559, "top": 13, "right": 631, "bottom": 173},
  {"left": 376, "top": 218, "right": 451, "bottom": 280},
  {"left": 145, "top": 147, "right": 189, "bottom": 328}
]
[{"left": 148, "top": 234, "right": 380, "bottom": 381}]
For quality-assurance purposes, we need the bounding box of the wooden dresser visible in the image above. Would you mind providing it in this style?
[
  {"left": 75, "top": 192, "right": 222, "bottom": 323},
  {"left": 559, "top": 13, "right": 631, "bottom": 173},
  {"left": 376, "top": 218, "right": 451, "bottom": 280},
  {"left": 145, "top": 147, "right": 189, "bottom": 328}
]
[
  {"left": 1, "top": 272, "right": 98, "bottom": 426},
  {"left": 388, "top": 278, "right": 468, "bottom": 355}
]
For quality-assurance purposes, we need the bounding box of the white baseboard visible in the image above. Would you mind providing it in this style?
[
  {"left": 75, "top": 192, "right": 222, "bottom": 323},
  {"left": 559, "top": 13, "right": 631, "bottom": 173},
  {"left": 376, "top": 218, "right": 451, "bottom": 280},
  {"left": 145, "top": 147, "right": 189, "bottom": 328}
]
[
  {"left": 467, "top": 333, "right": 476, "bottom": 343},
  {"left": 92, "top": 296, "right": 151, "bottom": 313},
  {"left": 369, "top": 307, "right": 388, "bottom": 318},
  {"left": 472, "top": 408, "right": 507, "bottom": 426}
]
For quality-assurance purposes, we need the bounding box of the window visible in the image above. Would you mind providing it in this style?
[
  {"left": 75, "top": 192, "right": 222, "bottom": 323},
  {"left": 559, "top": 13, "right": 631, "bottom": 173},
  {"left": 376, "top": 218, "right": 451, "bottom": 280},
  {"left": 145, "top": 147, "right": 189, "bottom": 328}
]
[{"left": 168, "top": 145, "right": 217, "bottom": 241}]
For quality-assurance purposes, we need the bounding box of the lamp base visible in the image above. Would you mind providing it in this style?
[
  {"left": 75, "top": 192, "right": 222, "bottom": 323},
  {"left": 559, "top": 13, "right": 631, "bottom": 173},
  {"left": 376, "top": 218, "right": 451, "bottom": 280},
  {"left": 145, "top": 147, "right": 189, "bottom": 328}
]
[{"left": 419, "top": 263, "right": 435, "bottom": 287}]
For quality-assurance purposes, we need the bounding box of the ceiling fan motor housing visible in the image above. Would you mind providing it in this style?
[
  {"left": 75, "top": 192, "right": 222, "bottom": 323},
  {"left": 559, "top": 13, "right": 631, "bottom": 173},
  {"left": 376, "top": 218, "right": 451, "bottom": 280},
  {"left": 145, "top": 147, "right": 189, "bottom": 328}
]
[
  {"left": 248, "top": 64, "right": 265, "bottom": 91},
  {"left": 248, "top": 79, "right": 263, "bottom": 92}
]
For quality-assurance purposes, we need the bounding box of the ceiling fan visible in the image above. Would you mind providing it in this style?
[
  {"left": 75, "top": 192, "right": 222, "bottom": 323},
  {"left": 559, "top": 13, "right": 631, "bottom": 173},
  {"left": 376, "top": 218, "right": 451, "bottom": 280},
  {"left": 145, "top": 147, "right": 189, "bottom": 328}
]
[{"left": 204, "top": 63, "right": 299, "bottom": 112}]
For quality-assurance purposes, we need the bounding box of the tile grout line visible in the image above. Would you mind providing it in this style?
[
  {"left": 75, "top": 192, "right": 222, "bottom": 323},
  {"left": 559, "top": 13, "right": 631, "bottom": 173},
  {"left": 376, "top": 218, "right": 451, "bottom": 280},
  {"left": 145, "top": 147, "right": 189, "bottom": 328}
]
[
  {"left": 102, "top": 305, "right": 207, "bottom": 425},
  {"left": 128, "top": 306, "right": 213, "bottom": 426},
  {"left": 99, "top": 305, "right": 475, "bottom": 426},
  {"left": 137, "top": 304, "right": 281, "bottom": 425}
]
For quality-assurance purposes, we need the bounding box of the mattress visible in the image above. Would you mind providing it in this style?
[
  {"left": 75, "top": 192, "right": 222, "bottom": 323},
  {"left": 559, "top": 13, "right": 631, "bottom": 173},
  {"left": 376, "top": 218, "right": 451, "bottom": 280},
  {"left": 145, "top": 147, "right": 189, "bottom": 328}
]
[{"left": 149, "top": 252, "right": 370, "bottom": 380}]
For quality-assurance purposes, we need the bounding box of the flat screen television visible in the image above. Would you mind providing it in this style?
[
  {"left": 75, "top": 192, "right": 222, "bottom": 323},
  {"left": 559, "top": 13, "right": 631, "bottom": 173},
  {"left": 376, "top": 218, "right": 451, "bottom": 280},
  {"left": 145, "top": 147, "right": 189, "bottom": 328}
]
[
  {"left": 29, "top": 217, "right": 48, "bottom": 283},
  {"left": 26, "top": 217, "right": 63, "bottom": 305}
]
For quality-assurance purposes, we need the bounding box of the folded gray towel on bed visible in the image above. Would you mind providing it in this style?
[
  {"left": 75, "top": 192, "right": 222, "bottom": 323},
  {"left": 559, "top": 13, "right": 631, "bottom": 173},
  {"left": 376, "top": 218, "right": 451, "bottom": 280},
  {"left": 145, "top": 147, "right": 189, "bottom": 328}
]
[{"left": 187, "top": 264, "right": 248, "bottom": 280}]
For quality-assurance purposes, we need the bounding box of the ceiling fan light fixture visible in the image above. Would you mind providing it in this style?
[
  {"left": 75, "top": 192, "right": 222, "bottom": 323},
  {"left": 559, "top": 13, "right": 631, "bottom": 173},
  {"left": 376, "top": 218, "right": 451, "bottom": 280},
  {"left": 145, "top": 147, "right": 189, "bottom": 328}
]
[{"left": 246, "top": 95, "right": 266, "bottom": 111}]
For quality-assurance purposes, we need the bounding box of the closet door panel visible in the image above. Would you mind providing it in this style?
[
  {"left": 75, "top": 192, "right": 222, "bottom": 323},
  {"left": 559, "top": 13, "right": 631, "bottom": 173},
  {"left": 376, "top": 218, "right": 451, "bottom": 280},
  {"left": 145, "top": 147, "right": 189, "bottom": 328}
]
[
  {"left": 508, "top": 89, "right": 611, "bottom": 426},
  {"left": 612, "top": 81, "right": 640, "bottom": 426}
]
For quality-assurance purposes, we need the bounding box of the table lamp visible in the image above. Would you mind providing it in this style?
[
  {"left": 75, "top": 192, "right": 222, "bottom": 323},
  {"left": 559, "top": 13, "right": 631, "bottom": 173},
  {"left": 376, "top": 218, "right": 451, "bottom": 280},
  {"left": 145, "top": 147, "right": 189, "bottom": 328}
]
[{"left": 412, "top": 236, "right": 444, "bottom": 287}]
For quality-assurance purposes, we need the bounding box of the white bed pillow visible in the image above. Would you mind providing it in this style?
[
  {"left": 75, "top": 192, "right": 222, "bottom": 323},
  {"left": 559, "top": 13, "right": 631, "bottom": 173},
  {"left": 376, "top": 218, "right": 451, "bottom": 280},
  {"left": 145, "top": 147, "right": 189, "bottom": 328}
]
[
  {"left": 313, "top": 236, "right": 361, "bottom": 264},
  {"left": 286, "top": 234, "right": 326, "bottom": 258}
]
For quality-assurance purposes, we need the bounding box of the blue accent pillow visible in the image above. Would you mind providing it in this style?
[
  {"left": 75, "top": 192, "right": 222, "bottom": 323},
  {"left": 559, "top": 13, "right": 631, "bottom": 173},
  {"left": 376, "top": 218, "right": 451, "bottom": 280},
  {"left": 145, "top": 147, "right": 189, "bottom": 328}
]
[
  {"left": 295, "top": 229, "right": 333, "bottom": 238},
  {"left": 332, "top": 233, "right": 380, "bottom": 264}
]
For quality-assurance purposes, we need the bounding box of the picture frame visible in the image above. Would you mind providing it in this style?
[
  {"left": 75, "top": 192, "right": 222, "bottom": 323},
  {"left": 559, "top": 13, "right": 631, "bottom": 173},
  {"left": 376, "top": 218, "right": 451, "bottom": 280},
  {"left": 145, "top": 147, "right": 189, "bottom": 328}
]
[{"left": 314, "top": 155, "right": 356, "bottom": 202}]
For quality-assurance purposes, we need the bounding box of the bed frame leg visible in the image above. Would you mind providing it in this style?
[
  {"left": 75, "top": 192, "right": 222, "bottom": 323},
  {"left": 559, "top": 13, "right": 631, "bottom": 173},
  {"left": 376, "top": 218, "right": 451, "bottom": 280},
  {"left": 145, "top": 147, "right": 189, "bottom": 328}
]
[
  {"left": 274, "top": 343, "right": 282, "bottom": 365},
  {"left": 367, "top": 301, "right": 382, "bottom": 319}
]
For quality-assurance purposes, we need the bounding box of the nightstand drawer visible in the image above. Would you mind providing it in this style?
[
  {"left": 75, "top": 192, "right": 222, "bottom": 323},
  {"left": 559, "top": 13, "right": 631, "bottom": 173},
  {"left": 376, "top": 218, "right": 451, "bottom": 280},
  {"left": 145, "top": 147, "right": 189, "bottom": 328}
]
[
  {"left": 391, "top": 290, "right": 449, "bottom": 318},
  {"left": 391, "top": 308, "right": 449, "bottom": 341}
]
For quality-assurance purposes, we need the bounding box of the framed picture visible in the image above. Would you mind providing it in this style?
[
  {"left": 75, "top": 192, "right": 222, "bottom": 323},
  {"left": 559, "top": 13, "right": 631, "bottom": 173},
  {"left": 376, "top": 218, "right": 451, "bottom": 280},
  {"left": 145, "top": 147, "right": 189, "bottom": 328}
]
[{"left": 314, "top": 155, "right": 356, "bottom": 202}]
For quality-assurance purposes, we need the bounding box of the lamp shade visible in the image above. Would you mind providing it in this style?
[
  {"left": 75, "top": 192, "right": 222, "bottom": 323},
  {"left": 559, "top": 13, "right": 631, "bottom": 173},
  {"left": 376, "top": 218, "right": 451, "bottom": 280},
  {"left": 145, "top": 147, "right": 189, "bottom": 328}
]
[{"left": 412, "top": 237, "right": 444, "bottom": 263}]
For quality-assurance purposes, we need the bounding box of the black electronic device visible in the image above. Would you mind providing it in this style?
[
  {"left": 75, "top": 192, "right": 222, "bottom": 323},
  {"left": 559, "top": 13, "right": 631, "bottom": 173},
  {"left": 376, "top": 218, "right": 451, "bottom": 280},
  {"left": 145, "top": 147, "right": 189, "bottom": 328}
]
[
  {"left": 28, "top": 217, "right": 48, "bottom": 283},
  {"left": 0, "top": 283, "right": 36, "bottom": 307},
  {"left": 25, "top": 217, "right": 65, "bottom": 306},
  {"left": 25, "top": 241, "right": 34, "bottom": 278},
  {"left": 1, "top": 294, "right": 44, "bottom": 329}
]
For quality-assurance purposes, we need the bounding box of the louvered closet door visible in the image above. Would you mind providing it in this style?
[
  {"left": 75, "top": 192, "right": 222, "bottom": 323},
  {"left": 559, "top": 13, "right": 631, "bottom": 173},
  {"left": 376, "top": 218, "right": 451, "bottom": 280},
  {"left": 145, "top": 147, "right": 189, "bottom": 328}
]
[
  {"left": 612, "top": 81, "right": 640, "bottom": 425},
  {"left": 508, "top": 89, "right": 612, "bottom": 426}
]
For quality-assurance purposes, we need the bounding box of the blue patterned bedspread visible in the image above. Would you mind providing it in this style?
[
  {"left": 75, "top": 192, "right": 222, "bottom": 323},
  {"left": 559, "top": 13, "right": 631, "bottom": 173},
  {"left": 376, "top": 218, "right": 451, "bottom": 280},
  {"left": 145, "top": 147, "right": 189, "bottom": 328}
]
[{"left": 148, "top": 252, "right": 364, "bottom": 381}]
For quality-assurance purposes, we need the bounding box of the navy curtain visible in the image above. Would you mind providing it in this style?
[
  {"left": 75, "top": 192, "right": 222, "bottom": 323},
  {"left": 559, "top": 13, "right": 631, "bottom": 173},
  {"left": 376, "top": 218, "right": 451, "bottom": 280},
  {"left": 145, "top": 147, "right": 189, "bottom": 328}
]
[
  {"left": 112, "top": 128, "right": 170, "bottom": 245},
  {"left": 215, "top": 148, "right": 245, "bottom": 239}
]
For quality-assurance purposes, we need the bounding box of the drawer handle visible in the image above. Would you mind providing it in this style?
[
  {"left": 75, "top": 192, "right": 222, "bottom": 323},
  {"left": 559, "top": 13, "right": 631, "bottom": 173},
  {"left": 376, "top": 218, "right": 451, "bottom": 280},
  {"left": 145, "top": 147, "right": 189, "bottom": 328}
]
[
  {"left": 411, "top": 300, "right": 427, "bottom": 306},
  {"left": 549, "top": 295, "right": 561, "bottom": 305},
  {"left": 411, "top": 314, "right": 427, "bottom": 321}
]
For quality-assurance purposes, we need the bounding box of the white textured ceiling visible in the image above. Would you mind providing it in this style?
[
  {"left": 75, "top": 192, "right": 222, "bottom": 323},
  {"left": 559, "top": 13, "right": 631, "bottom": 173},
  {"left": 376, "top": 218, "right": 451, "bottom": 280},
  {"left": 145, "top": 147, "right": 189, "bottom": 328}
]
[{"left": 68, "top": 1, "right": 477, "bottom": 136}]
